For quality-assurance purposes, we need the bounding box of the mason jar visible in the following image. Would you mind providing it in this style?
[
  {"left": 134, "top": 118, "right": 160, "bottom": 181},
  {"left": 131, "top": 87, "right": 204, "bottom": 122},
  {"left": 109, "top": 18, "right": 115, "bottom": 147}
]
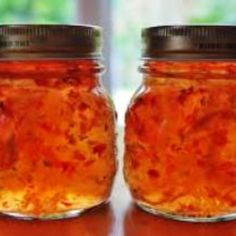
[
  {"left": 0, "top": 25, "right": 116, "bottom": 219},
  {"left": 124, "top": 26, "right": 236, "bottom": 222}
]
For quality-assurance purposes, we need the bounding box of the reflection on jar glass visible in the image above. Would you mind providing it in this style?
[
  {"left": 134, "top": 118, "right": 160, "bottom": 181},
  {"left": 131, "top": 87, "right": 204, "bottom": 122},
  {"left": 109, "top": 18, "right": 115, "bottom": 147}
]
[
  {"left": 0, "top": 25, "right": 117, "bottom": 219},
  {"left": 124, "top": 26, "right": 236, "bottom": 221},
  {"left": 124, "top": 204, "right": 236, "bottom": 236},
  {"left": 0, "top": 204, "right": 114, "bottom": 236}
]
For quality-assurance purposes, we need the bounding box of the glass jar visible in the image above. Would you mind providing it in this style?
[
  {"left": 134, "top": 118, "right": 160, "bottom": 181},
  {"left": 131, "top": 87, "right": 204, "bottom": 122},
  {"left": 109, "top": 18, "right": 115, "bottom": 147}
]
[
  {"left": 124, "top": 26, "right": 236, "bottom": 222},
  {"left": 0, "top": 25, "right": 116, "bottom": 219}
]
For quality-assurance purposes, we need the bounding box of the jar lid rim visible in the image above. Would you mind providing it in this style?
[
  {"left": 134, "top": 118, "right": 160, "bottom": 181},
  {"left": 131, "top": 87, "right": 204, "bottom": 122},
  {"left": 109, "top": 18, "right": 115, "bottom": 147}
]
[
  {"left": 142, "top": 25, "right": 236, "bottom": 59},
  {"left": 0, "top": 24, "right": 102, "bottom": 59}
]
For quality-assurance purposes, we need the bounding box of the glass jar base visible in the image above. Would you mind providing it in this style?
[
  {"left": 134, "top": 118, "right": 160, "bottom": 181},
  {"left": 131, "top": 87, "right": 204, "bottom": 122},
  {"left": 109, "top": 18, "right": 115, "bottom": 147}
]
[
  {"left": 136, "top": 200, "right": 236, "bottom": 223},
  {"left": 0, "top": 201, "right": 107, "bottom": 220}
]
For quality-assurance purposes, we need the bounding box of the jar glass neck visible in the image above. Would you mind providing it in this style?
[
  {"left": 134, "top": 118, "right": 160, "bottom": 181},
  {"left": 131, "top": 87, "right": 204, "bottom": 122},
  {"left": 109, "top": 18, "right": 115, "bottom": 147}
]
[
  {"left": 0, "top": 59, "right": 103, "bottom": 90},
  {"left": 0, "top": 59, "right": 103, "bottom": 89},
  {"left": 140, "top": 60, "right": 236, "bottom": 80},
  {"left": 0, "top": 59, "right": 103, "bottom": 76}
]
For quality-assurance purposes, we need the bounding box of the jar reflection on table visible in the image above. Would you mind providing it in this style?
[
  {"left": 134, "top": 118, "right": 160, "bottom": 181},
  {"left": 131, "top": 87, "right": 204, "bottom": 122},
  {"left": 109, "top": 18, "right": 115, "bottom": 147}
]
[
  {"left": 0, "top": 204, "right": 114, "bottom": 236},
  {"left": 124, "top": 204, "right": 236, "bottom": 236}
]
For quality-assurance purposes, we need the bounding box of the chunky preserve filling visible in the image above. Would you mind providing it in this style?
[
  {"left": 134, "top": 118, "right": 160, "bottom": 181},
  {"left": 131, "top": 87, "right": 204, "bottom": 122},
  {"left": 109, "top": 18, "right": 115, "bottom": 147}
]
[
  {"left": 125, "top": 61, "right": 236, "bottom": 218},
  {"left": 0, "top": 60, "right": 116, "bottom": 217}
]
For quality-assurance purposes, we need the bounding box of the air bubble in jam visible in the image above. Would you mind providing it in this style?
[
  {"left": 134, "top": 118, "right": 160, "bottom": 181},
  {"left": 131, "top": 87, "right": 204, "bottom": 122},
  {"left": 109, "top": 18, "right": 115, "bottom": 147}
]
[
  {"left": 0, "top": 60, "right": 116, "bottom": 218},
  {"left": 124, "top": 61, "right": 236, "bottom": 219}
]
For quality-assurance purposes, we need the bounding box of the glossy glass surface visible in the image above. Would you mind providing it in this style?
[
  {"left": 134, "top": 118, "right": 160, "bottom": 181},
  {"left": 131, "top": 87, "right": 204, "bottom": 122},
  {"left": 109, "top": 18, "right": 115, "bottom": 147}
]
[
  {"left": 125, "top": 61, "right": 236, "bottom": 220},
  {"left": 0, "top": 60, "right": 116, "bottom": 218}
]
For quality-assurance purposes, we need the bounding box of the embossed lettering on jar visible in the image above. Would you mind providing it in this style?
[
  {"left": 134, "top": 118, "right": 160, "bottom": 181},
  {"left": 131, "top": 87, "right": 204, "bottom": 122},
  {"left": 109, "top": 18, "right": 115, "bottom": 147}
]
[
  {"left": 0, "top": 25, "right": 116, "bottom": 219},
  {"left": 124, "top": 26, "right": 236, "bottom": 222}
]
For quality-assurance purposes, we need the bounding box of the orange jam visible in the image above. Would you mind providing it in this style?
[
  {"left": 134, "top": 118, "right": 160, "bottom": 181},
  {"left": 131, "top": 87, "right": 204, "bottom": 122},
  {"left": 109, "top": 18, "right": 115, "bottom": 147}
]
[
  {"left": 0, "top": 60, "right": 116, "bottom": 218},
  {"left": 124, "top": 25, "right": 236, "bottom": 221},
  {"left": 124, "top": 60, "right": 236, "bottom": 220},
  {"left": 0, "top": 25, "right": 116, "bottom": 219}
]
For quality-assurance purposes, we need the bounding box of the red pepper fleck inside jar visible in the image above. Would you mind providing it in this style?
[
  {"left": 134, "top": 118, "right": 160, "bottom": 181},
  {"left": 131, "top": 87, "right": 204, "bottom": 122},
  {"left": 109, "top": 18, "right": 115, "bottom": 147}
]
[
  {"left": 0, "top": 25, "right": 117, "bottom": 219},
  {"left": 124, "top": 26, "right": 236, "bottom": 222}
]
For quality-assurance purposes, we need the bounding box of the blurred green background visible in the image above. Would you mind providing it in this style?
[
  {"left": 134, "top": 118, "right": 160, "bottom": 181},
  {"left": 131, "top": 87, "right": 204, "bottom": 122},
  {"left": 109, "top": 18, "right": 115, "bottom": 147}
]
[
  {"left": 0, "top": 0, "right": 75, "bottom": 23},
  {"left": 190, "top": 0, "right": 236, "bottom": 24}
]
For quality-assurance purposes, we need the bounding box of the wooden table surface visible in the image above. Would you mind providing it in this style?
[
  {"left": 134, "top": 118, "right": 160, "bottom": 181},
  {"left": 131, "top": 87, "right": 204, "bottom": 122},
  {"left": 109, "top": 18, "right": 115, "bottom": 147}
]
[{"left": 1, "top": 134, "right": 236, "bottom": 236}]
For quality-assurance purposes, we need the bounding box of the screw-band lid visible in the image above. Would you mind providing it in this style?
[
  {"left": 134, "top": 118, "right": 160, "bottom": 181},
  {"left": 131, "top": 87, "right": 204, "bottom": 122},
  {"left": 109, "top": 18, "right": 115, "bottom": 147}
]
[
  {"left": 0, "top": 24, "right": 102, "bottom": 59},
  {"left": 142, "top": 25, "right": 236, "bottom": 59}
]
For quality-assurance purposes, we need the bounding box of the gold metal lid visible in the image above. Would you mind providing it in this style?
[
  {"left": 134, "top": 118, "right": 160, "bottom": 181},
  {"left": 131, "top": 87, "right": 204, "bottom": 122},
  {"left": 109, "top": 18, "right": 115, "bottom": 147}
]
[
  {"left": 142, "top": 25, "right": 236, "bottom": 59},
  {"left": 0, "top": 24, "right": 102, "bottom": 59}
]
